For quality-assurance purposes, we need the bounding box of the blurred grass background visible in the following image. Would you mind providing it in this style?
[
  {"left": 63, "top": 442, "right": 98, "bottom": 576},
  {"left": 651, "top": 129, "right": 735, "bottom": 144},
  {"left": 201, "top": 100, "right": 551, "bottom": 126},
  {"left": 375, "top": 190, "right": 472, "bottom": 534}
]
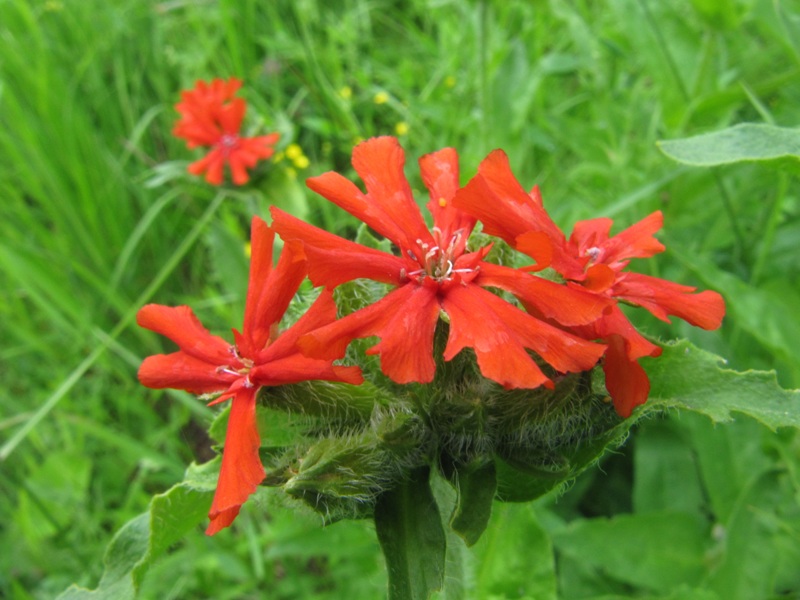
[{"left": 1, "top": 0, "right": 799, "bottom": 598}]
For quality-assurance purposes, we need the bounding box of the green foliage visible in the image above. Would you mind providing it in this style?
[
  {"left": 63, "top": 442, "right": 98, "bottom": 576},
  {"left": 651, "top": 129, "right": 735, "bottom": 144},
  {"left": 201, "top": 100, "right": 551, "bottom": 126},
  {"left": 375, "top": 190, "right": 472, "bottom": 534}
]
[
  {"left": 446, "top": 458, "right": 497, "bottom": 547},
  {"left": 658, "top": 124, "right": 800, "bottom": 167},
  {"left": 2, "top": 0, "right": 799, "bottom": 598},
  {"left": 645, "top": 340, "right": 800, "bottom": 429},
  {"left": 57, "top": 460, "right": 217, "bottom": 599}
]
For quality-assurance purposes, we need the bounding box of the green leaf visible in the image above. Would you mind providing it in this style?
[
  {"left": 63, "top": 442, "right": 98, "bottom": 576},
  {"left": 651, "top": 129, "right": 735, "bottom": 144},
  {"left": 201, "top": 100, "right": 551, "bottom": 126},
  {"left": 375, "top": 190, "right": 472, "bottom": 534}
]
[
  {"left": 14, "top": 450, "right": 91, "bottom": 545},
  {"left": 705, "top": 469, "right": 800, "bottom": 600},
  {"left": 448, "top": 459, "right": 497, "bottom": 547},
  {"left": 205, "top": 218, "right": 249, "bottom": 311},
  {"left": 644, "top": 340, "right": 800, "bottom": 430},
  {"left": 632, "top": 417, "right": 706, "bottom": 515},
  {"left": 673, "top": 251, "right": 800, "bottom": 372},
  {"left": 56, "top": 460, "right": 217, "bottom": 599},
  {"left": 551, "top": 511, "right": 709, "bottom": 592},
  {"left": 375, "top": 466, "right": 446, "bottom": 600},
  {"left": 473, "top": 504, "right": 557, "bottom": 600},
  {"left": 657, "top": 123, "right": 800, "bottom": 166},
  {"left": 680, "top": 413, "right": 773, "bottom": 523}
]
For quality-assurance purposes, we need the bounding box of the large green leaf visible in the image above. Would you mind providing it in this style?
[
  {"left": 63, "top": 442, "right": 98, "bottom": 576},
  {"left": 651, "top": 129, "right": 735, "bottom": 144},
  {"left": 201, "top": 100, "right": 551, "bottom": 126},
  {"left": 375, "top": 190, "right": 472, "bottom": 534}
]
[
  {"left": 644, "top": 340, "right": 800, "bottom": 430},
  {"left": 56, "top": 460, "right": 217, "bottom": 599},
  {"left": 375, "top": 466, "right": 446, "bottom": 600},
  {"left": 704, "top": 469, "right": 800, "bottom": 600},
  {"left": 551, "top": 512, "right": 710, "bottom": 593},
  {"left": 657, "top": 124, "right": 800, "bottom": 166},
  {"left": 473, "top": 503, "right": 557, "bottom": 600}
]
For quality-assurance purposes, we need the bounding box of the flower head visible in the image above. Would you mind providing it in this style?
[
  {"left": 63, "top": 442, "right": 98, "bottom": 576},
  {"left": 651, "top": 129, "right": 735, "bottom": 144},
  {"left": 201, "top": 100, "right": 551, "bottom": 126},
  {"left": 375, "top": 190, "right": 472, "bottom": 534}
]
[
  {"left": 137, "top": 217, "right": 362, "bottom": 534},
  {"left": 272, "top": 137, "right": 608, "bottom": 390},
  {"left": 453, "top": 149, "right": 726, "bottom": 416},
  {"left": 173, "top": 78, "right": 279, "bottom": 186}
]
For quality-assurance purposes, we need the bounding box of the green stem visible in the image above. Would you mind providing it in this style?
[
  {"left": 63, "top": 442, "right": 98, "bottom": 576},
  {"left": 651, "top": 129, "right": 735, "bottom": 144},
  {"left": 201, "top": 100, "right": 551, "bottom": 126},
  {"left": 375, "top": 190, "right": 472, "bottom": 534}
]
[
  {"left": 750, "top": 171, "right": 788, "bottom": 285},
  {"left": 710, "top": 168, "right": 747, "bottom": 262},
  {"left": 375, "top": 466, "right": 446, "bottom": 600}
]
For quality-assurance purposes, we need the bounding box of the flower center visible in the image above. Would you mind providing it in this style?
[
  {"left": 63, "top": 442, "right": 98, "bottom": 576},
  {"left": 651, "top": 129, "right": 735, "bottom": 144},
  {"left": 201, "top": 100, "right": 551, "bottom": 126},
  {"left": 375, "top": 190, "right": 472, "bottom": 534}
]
[
  {"left": 218, "top": 133, "right": 240, "bottom": 155},
  {"left": 404, "top": 227, "right": 476, "bottom": 285},
  {"left": 215, "top": 345, "right": 254, "bottom": 378},
  {"left": 585, "top": 246, "right": 602, "bottom": 264}
]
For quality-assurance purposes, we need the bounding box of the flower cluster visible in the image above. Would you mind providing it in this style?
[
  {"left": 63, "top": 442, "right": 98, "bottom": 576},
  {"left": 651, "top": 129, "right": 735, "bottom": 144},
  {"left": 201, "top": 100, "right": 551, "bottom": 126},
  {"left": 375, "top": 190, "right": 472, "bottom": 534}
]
[
  {"left": 139, "top": 81, "right": 725, "bottom": 534},
  {"left": 173, "top": 78, "right": 279, "bottom": 185},
  {"left": 137, "top": 218, "right": 361, "bottom": 534},
  {"left": 453, "top": 149, "right": 725, "bottom": 416}
]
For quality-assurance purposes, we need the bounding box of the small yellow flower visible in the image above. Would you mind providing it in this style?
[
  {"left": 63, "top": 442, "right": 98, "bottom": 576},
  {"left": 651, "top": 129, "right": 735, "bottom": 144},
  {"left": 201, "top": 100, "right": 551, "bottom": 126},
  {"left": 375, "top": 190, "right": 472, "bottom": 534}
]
[
  {"left": 395, "top": 121, "right": 409, "bottom": 136},
  {"left": 244, "top": 242, "right": 252, "bottom": 258},
  {"left": 293, "top": 155, "right": 310, "bottom": 170},
  {"left": 285, "top": 143, "right": 303, "bottom": 161},
  {"left": 444, "top": 75, "right": 456, "bottom": 89},
  {"left": 338, "top": 86, "right": 352, "bottom": 100},
  {"left": 373, "top": 91, "right": 390, "bottom": 105}
]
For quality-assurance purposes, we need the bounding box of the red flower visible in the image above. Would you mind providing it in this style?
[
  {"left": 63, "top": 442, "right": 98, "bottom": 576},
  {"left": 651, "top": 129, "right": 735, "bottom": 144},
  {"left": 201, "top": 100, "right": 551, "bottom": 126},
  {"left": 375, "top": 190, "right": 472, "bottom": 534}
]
[
  {"left": 137, "top": 217, "right": 362, "bottom": 534},
  {"left": 173, "top": 78, "right": 279, "bottom": 186},
  {"left": 453, "top": 149, "right": 726, "bottom": 416},
  {"left": 271, "top": 137, "right": 607, "bottom": 390}
]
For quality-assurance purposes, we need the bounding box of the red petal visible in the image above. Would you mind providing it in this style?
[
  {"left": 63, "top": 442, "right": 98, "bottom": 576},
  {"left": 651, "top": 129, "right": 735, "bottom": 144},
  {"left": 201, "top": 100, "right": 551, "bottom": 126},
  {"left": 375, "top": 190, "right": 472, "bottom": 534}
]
[
  {"left": 299, "top": 285, "right": 440, "bottom": 384},
  {"left": 476, "top": 262, "right": 611, "bottom": 326},
  {"left": 442, "top": 285, "right": 606, "bottom": 387},
  {"left": 251, "top": 354, "right": 363, "bottom": 386},
  {"left": 306, "top": 138, "right": 432, "bottom": 250},
  {"left": 603, "top": 335, "right": 651, "bottom": 418},
  {"left": 514, "top": 231, "right": 553, "bottom": 271},
  {"left": 601, "top": 211, "right": 665, "bottom": 265},
  {"left": 363, "top": 286, "right": 440, "bottom": 384},
  {"left": 227, "top": 153, "right": 251, "bottom": 185},
  {"left": 583, "top": 264, "right": 616, "bottom": 293},
  {"left": 188, "top": 149, "right": 226, "bottom": 185},
  {"left": 259, "top": 289, "right": 339, "bottom": 362},
  {"left": 137, "top": 304, "right": 231, "bottom": 364},
  {"left": 138, "top": 352, "right": 233, "bottom": 393},
  {"left": 441, "top": 286, "right": 551, "bottom": 389},
  {"left": 175, "top": 120, "right": 220, "bottom": 147},
  {"left": 571, "top": 302, "right": 662, "bottom": 361},
  {"left": 453, "top": 152, "right": 585, "bottom": 276},
  {"left": 451, "top": 150, "right": 533, "bottom": 243},
  {"left": 240, "top": 220, "right": 307, "bottom": 356},
  {"left": 612, "top": 272, "right": 726, "bottom": 329},
  {"left": 420, "top": 147, "right": 475, "bottom": 241},
  {"left": 270, "top": 207, "right": 405, "bottom": 287},
  {"left": 351, "top": 137, "right": 432, "bottom": 248},
  {"left": 569, "top": 217, "right": 613, "bottom": 253},
  {"left": 219, "top": 98, "right": 246, "bottom": 135},
  {"left": 206, "top": 387, "right": 264, "bottom": 535}
]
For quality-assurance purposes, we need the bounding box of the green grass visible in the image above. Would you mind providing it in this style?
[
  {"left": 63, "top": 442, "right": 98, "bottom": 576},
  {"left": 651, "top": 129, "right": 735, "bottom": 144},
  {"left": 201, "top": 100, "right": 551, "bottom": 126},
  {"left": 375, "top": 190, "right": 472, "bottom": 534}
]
[{"left": 1, "top": 0, "right": 799, "bottom": 598}]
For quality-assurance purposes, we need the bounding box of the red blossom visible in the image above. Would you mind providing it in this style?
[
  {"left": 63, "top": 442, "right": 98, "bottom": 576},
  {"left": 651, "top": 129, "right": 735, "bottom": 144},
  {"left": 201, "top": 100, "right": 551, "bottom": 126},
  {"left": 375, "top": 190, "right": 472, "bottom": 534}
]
[
  {"left": 453, "top": 149, "right": 726, "bottom": 417},
  {"left": 271, "top": 136, "right": 608, "bottom": 390},
  {"left": 137, "top": 217, "right": 362, "bottom": 534},
  {"left": 173, "top": 78, "right": 279, "bottom": 185}
]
